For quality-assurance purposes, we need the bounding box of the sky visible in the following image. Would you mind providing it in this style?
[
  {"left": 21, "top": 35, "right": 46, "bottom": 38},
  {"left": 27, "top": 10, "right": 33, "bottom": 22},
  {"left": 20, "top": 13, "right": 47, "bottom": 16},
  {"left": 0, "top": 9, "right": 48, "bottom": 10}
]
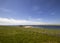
[{"left": 0, "top": 0, "right": 60, "bottom": 25}]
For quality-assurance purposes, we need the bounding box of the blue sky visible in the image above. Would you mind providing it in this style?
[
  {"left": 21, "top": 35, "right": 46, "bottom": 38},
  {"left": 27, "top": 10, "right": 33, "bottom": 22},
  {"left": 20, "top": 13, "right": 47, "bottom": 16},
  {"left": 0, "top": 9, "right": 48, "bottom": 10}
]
[{"left": 0, "top": 0, "right": 60, "bottom": 25}]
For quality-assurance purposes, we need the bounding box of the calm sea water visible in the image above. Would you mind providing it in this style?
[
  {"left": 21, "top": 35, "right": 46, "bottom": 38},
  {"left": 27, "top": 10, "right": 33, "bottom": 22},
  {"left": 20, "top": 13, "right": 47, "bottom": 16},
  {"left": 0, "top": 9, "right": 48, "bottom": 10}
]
[{"left": 32, "top": 25, "right": 60, "bottom": 29}]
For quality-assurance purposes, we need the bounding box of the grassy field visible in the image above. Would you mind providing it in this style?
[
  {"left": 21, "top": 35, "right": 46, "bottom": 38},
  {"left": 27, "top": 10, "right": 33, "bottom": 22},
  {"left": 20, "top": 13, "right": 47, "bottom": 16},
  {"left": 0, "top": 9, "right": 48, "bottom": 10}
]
[{"left": 0, "top": 26, "right": 60, "bottom": 43}]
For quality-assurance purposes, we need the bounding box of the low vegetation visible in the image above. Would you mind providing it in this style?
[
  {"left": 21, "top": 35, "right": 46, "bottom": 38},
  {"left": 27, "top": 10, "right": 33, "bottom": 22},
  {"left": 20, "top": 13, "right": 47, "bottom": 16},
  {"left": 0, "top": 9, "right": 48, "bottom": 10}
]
[{"left": 0, "top": 26, "right": 60, "bottom": 43}]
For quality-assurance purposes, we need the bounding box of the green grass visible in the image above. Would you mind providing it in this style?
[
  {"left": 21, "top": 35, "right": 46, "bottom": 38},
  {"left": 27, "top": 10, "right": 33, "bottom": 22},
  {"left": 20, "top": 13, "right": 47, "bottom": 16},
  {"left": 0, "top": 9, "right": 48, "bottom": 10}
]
[{"left": 0, "top": 26, "right": 60, "bottom": 43}]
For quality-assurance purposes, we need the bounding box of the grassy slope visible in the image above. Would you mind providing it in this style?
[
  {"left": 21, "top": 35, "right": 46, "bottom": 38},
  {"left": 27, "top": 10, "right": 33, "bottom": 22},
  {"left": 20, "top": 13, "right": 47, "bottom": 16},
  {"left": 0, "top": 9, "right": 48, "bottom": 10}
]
[{"left": 0, "top": 26, "right": 60, "bottom": 43}]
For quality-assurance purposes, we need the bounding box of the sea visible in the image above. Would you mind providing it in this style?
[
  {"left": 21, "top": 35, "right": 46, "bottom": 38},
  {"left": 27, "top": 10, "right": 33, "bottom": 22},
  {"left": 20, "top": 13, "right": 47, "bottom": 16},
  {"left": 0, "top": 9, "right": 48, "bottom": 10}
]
[{"left": 31, "top": 25, "right": 60, "bottom": 29}]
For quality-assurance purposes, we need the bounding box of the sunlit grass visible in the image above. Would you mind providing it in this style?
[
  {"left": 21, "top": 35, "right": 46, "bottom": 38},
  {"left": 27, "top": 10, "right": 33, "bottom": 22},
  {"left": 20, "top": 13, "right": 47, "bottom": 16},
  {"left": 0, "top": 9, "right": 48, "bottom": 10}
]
[{"left": 0, "top": 26, "right": 60, "bottom": 43}]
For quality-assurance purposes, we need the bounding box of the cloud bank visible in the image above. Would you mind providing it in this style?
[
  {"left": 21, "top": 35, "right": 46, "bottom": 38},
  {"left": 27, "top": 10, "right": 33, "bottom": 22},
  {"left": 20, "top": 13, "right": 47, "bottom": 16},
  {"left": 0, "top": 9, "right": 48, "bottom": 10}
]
[{"left": 0, "top": 18, "right": 47, "bottom": 25}]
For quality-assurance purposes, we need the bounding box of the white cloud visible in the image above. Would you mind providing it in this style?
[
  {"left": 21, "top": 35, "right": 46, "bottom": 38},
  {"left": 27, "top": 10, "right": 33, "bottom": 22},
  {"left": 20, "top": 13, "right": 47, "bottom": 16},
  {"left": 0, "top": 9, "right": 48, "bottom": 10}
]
[
  {"left": 28, "top": 16, "right": 42, "bottom": 21},
  {"left": 37, "top": 11, "right": 43, "bottom": 14},
  {"left": 0, "top": 8, "right": 17, "bottom": 16},
  {"left": 51, "top": 12, "right": 55, "bottom": 15},
  {"left": 36, "top": 18, "right": 42, "bottom": 21},
  {"left": 0, "top": 8, "right": 11, "bottom": 12},
  {"left": 32, "top": 6, "right": 40, "bottom": 11},
  {"left": 0, "top": 17, "right": 47, "bottom": 25},
  {"left": 32, "top": 6, "right": 43, "bottom": 15}
]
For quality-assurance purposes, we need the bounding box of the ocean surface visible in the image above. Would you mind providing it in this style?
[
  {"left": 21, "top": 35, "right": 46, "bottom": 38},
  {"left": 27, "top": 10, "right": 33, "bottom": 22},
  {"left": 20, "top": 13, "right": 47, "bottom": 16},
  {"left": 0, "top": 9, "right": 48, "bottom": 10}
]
[{"left": 31, "top": 25, "right": 60, "bottom": 29}]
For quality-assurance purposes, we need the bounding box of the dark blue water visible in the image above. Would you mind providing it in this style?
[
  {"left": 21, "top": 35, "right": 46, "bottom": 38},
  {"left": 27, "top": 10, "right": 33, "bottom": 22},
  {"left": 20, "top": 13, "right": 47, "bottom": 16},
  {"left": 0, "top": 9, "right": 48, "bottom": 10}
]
[{"left": 32, "top": 25, "right": 60, "bottom": 29}]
